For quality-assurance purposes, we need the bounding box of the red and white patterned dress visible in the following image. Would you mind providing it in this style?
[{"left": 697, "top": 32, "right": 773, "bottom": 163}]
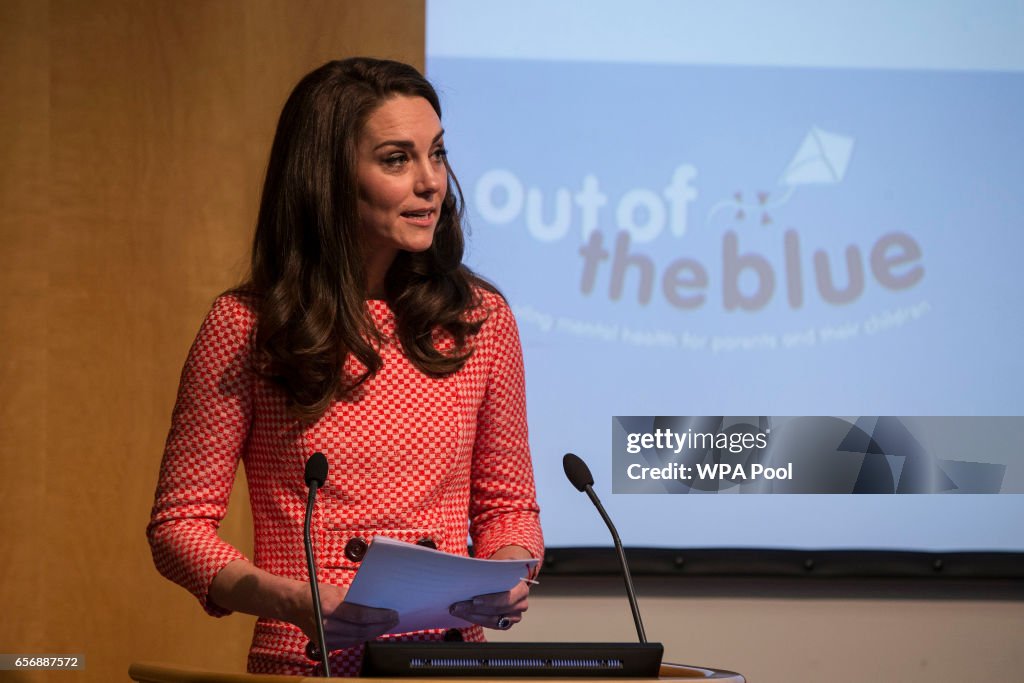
[{"left": 147, "top": 289, "right": 544, "bottom": 676}]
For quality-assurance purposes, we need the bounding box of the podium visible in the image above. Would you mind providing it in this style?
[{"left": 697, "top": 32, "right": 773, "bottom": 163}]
[{"left": 129, "top": 660, "right": 745, "bottom": 682}]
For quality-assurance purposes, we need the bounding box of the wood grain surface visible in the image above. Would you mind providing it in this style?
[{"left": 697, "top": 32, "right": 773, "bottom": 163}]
[{"left": 0, "top": 2, "right": 423, "bottom": 681}]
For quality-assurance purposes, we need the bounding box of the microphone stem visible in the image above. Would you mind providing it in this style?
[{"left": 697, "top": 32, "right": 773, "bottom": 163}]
[
  {"left": 304, "top": 483, "right": 331, "bottom": 677},
  {"left": 585, "top": 485, "right": 647, "bottom": 643}
]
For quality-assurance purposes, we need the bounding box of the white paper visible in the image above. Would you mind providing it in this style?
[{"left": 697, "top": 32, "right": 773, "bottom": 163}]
[{"left": 343, "top": 536, "right": 539, "bottom": 634}]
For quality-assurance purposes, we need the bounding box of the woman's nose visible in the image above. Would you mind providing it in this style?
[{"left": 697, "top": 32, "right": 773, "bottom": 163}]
[{"left": 415, "top": 159, "right": 443, "bottom": 195}]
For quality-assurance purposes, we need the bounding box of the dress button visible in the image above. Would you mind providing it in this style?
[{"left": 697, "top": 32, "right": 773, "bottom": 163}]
[
  {"left": 416, "top": 538, "right": 437, "bottom": 550},
  {"left": 344, "top": 537, "right": 368, "bottom": 562}
]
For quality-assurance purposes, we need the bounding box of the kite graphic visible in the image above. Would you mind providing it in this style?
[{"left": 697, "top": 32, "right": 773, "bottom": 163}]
[
  {"left": 706, "top": 126, "right": 855, "bottom": 226},
  {"left": 781, "top": 126, "right": 855, "bottom": 186}
]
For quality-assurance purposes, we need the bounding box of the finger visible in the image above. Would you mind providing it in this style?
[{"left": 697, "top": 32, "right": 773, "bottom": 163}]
[
  {"left": 507, "top": 580, "right": 530, "bottom": 603},
  {"left": 323, "top": 614, "right": 400, "bottom": 649},
  {"left": 448, "top": 600, "right": 473, "bottom": 622},
  {"left": 452, "top": 603, "right": 515, "bottom": 619},
  {"left": 494, "top": 613, "right": 520, "bottom": 630},
  {"left": 449, "top": 597, "right": 528, "bottom": 619},
  {"left": 470, "top": 581, "right": 530, "bottom": 607},
  {"left": 471, "top": 592, "right": 529, "bottom": 616},
  {"left": 448, "top": 608, "right": 524, "bottom": 629},
  {"left": 482, "top": 613, "right": 521, "bottom": 631},
  {"left": 450, "top": 603, "right": 527, "bottom": 627},
  {"left": 466, "top": 590, "right": 513, "bottom": 609}
]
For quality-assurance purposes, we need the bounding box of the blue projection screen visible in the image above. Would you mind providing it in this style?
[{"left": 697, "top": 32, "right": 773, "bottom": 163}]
[{"left": 426, "top": 1, "right": 1024, "bottom": 559}]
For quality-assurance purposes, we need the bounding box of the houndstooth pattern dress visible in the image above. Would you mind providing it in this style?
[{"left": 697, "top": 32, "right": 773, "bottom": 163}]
[{"left": 147, "top": 290, "right": 544, "bottom": 676}]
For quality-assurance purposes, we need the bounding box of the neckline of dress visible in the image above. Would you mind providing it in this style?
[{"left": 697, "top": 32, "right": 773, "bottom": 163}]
[{"left": 365, "top": 298, "right": 394, "bottom": 322}]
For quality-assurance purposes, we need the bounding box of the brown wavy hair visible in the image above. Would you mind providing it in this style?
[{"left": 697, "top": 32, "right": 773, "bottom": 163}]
[{"left": 244, "top": 57, "right": 493, "bottom": 421}]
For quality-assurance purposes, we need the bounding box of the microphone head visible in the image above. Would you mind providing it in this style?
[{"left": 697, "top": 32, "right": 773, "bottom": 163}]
[
  {"left": 304, "top": 452, "right": 328, "bottom": 488},
  {"left": 563, "top": 452, "right": 594, "bottom": 492}
]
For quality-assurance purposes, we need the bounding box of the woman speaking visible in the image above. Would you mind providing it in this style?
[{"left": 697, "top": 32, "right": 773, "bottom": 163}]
[{"left": 147, "top": 57, "right": 543, "bottom": 676}]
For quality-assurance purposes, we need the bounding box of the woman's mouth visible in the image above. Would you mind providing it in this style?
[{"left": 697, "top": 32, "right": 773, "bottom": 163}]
[{"left": 401, "top": 208, "right": 436, "bottom": 225}]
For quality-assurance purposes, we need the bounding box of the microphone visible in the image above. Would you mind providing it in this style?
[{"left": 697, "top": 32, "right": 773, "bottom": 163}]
[
  {"left": 305, "top": 451, "right": 328, "bottom": 488},
  {"left": 562, "top": 453, "right": 648, "bottom": 643},
  {"left": 303, "top": 452, "right": 331, "bottom": 677},
  {"left": 563, "top": 451, "right": 594, "bottom": 491}
]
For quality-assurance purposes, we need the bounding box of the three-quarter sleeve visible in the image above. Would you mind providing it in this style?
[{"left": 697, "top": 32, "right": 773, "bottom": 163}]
[
  {"left": 147, "top": 294, "right": 256, "bottom": 616},
  {"left": 468, "top": 295, "right": 544, "bottom": 561}
]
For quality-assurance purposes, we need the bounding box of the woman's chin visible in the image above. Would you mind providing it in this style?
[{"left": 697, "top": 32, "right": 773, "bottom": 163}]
[{"left": 402, "top": 236, "right": 436, "bottom": 253}]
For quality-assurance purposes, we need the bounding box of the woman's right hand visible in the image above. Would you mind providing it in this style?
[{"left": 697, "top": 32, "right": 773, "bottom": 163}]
[
  {"left": 293, "top": 581, "right": 400, "bottom": 652},
  {"left": 209, "top": 561, "right": 399, "bottom": 653}
]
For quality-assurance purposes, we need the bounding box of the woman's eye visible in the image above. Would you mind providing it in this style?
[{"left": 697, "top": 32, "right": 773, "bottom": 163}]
[
  {"left": 383, "top": 153, "right": 407, "bottom": 167},
  {"left": 432, "top": 147, "right": 448, "bottom": 162}
]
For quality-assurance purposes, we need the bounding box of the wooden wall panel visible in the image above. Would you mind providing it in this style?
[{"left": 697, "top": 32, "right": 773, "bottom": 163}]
[
  {"left": 0, "top": 0, "right": 50, "bottom": 672},
  {"left": 0, "top": 1, "right": 424, "bottom": 681}
]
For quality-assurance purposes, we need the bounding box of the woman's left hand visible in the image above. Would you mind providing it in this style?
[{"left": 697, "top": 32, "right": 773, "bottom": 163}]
[
  {"left": 449, "top": 579, "right": 530, "bottom": 630},
  {"left": 449, "top": 545, "right": 535, "bottom": 630}
]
